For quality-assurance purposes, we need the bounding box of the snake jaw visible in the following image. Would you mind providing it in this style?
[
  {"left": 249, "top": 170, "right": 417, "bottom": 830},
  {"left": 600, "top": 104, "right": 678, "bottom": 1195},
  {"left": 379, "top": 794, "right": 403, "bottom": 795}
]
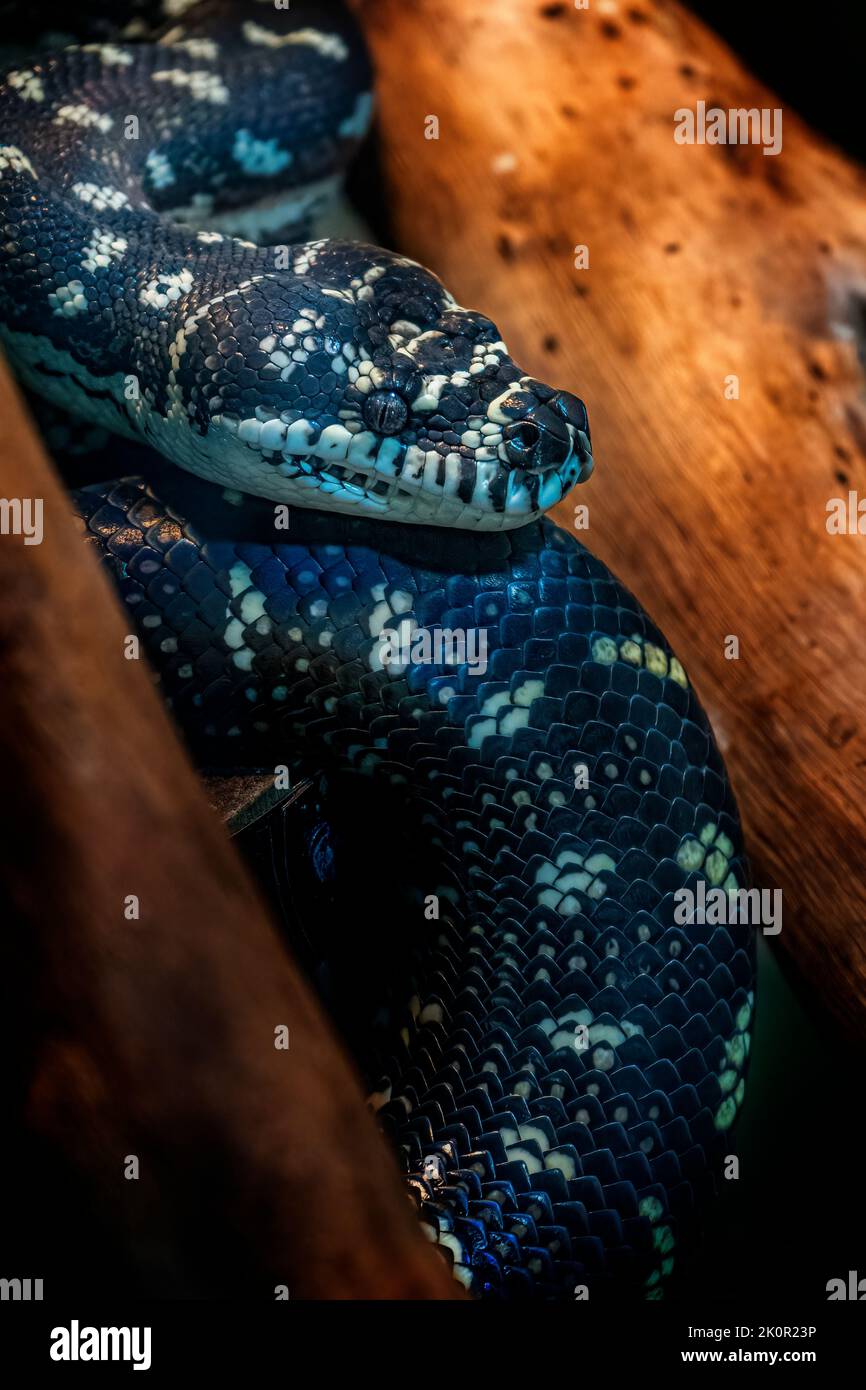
[
  {"left": 208, "top": 403, "right": 593, "bottom": 528},
  {"left": 178, "top": 374, "right": 586, "bottom": 527}
]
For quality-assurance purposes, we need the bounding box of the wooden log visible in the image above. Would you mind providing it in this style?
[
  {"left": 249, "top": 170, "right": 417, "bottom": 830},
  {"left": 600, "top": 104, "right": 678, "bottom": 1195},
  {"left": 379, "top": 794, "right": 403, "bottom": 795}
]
[
  {"left": 0, "top": 358, "right": 460, "bottom": 1299},
  {"left": 352, "top": 0, "right": 866, "bottom": 1041}
]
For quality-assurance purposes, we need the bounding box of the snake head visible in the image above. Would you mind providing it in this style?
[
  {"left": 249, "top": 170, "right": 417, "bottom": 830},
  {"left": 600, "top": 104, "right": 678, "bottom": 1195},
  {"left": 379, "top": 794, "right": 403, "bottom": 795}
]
[
  {"left": 351, "top": 302, "right": 593, "bottom": 529},
  {"left": 173, "top": 244, "right": 592, "bottom": 528}
]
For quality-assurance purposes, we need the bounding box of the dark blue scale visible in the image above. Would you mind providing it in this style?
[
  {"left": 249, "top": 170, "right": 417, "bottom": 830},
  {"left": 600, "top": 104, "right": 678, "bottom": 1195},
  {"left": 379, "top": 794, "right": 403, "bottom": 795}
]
[
  {"left": 3, "top": 0, "right": 753, "bottom": 1302},
  {"left": 71, "top": 457, "right": 755, "bottom": 1300}
]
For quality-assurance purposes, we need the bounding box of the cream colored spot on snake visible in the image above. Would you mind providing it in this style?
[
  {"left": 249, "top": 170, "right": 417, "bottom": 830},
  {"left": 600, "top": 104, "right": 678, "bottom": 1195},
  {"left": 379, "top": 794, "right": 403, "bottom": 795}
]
[{"left": 592, "top": 636, "right": 618, "bottom": 664}]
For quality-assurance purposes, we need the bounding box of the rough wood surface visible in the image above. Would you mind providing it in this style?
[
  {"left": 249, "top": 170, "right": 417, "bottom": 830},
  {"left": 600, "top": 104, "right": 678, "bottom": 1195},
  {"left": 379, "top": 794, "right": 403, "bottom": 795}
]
[
  {"left": 205, "top": 770, "right": 285, "bottom": 831},
  {"left": 0, "top": 359, "right": 459, "bottom": 1299},
  {"left": 352, "top": 0, "right": 866, "bottom": 1041}
]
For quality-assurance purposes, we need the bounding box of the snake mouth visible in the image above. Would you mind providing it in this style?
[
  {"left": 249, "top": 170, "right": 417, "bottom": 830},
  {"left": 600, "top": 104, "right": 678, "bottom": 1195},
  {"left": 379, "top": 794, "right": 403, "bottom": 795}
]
[
  {"left": 215, "top": 411, "right": 593, "bottom": 527},
  {"left": 269, "top": 451, "right": 401, "bottom": 510}
]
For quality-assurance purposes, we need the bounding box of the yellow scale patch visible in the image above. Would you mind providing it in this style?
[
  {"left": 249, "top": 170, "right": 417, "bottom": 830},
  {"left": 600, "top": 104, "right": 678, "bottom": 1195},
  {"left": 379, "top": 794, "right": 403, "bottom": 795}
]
[
  {"left": 714, "top": 999, "right": 752, "bottom": 1132},
  {"left": 585, "top": 630, "right": 746, "bottom": 1294},
  {"left": 674, "top": 816, "right": 752, "bottom": 1132},
  {"left": 675, "top": 820, "right": 738, "bottom": 889},
  {"left": 590, "top": 632, "right": 688, "bottom": 688}
]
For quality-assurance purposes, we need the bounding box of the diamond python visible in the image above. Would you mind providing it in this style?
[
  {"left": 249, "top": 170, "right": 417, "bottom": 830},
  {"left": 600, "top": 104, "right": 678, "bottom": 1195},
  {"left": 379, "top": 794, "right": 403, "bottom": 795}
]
[{"left": 0, "top": 0, "right": 754, "bottom": 1299}]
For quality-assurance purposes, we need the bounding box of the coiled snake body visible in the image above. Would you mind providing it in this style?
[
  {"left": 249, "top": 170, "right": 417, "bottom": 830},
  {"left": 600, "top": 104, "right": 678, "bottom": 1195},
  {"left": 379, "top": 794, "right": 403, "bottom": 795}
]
[{"left": 0, "top": 0, "right": 754, "bottom": 1299}]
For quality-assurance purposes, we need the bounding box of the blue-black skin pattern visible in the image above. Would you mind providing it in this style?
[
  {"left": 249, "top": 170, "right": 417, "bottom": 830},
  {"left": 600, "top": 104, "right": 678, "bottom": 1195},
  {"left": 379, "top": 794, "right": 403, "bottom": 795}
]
[
  {"left": 0, "top": 2, "right": 592, "bottom": 527},
  {"left": 2, "top": 0, "right": 756, "bottom": 1301},
  {"left": 74, "top": 464, "right": 755, "bottom": 1301},
  {"left": 0, "top": 2, "right": 374, "bottom": 421}
]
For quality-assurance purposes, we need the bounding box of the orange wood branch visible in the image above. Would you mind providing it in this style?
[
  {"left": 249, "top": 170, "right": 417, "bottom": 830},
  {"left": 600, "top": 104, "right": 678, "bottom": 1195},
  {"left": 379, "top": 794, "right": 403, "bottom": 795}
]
[
  {"left": 353, "top": 0, "right": 866, "bottom": 1041},
  {"left": 0, "top": 357, "right": 460, "bottom": 1299}
]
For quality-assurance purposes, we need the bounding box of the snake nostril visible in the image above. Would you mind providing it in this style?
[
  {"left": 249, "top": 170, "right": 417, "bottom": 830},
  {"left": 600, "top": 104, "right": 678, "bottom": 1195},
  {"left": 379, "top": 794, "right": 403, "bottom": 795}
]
[
  {"left": 503, "top": 411, "right": 576, "bottom": 472},
  {"left": 502, "top": 419, "right": 540, "bottom": 467}
]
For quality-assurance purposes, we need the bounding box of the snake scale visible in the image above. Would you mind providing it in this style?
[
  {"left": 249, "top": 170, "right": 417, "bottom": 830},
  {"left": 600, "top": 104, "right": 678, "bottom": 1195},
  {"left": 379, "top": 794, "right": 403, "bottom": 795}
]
[{"left": 0, "top": 0, "right": 754, "bottom": 1300}]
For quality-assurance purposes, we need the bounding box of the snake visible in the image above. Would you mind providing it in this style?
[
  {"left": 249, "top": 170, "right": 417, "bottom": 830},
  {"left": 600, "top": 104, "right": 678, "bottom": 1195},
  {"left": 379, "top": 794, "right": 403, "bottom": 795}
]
[{"left": 0, "top": 0, "right": 754, "bottom": 1300}]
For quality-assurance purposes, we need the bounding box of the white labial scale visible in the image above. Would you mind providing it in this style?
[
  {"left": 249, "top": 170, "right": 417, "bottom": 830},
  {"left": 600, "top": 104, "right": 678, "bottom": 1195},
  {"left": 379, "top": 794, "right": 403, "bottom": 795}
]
[
  {"left": 400, "top": 444, "right": 426, "bottom": 484},
  {"left": 470, "top": 459, "right": 498, "bottom": 512},
  {"left": 539, "top": 471, "right": 566, "bottom": 511},
  {"left": 419, "top": 450, "right": 439, "bottom": 500},
  {"left": 317, "top": 423, "right": 353, "bottom": 457},
  {"left": 283, "top": 419, "right": 316, "bottom": 454},
  {"left": 375, "top": 436, "right": 404, "bottom": 477},
  {"left": 238, "top": 419, "right": 261, "bottom": 445},
  {"left": 346, "top": 431, "right": 377, "bottom": 468},
  {"left": 506, "top": 475, "right": 533, "bottom": 515},
  {"left": 259, "top": 419, "right": 287, "bottom": 450},
  {"left": 437, "top": 452, "right": 462, "bottom": 499}
]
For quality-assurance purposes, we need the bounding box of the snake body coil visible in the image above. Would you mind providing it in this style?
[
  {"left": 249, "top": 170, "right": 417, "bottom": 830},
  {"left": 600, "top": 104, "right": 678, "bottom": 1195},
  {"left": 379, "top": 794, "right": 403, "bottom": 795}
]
[{"left": 0, "top": 0, "right": 754, "bottom": 1300}]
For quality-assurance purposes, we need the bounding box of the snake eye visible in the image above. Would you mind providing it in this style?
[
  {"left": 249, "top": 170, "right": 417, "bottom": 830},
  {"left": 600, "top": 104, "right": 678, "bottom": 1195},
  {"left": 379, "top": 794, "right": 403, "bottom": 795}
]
[{"left": 363, "top": 389, "right": 409, "bottom": 435}]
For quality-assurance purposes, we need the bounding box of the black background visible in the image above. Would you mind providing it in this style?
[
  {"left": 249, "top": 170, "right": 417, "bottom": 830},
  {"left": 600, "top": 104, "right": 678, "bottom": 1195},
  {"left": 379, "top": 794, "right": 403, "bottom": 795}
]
[{"left": 691, "top": 0, "right": 866, "bottom": 161}]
